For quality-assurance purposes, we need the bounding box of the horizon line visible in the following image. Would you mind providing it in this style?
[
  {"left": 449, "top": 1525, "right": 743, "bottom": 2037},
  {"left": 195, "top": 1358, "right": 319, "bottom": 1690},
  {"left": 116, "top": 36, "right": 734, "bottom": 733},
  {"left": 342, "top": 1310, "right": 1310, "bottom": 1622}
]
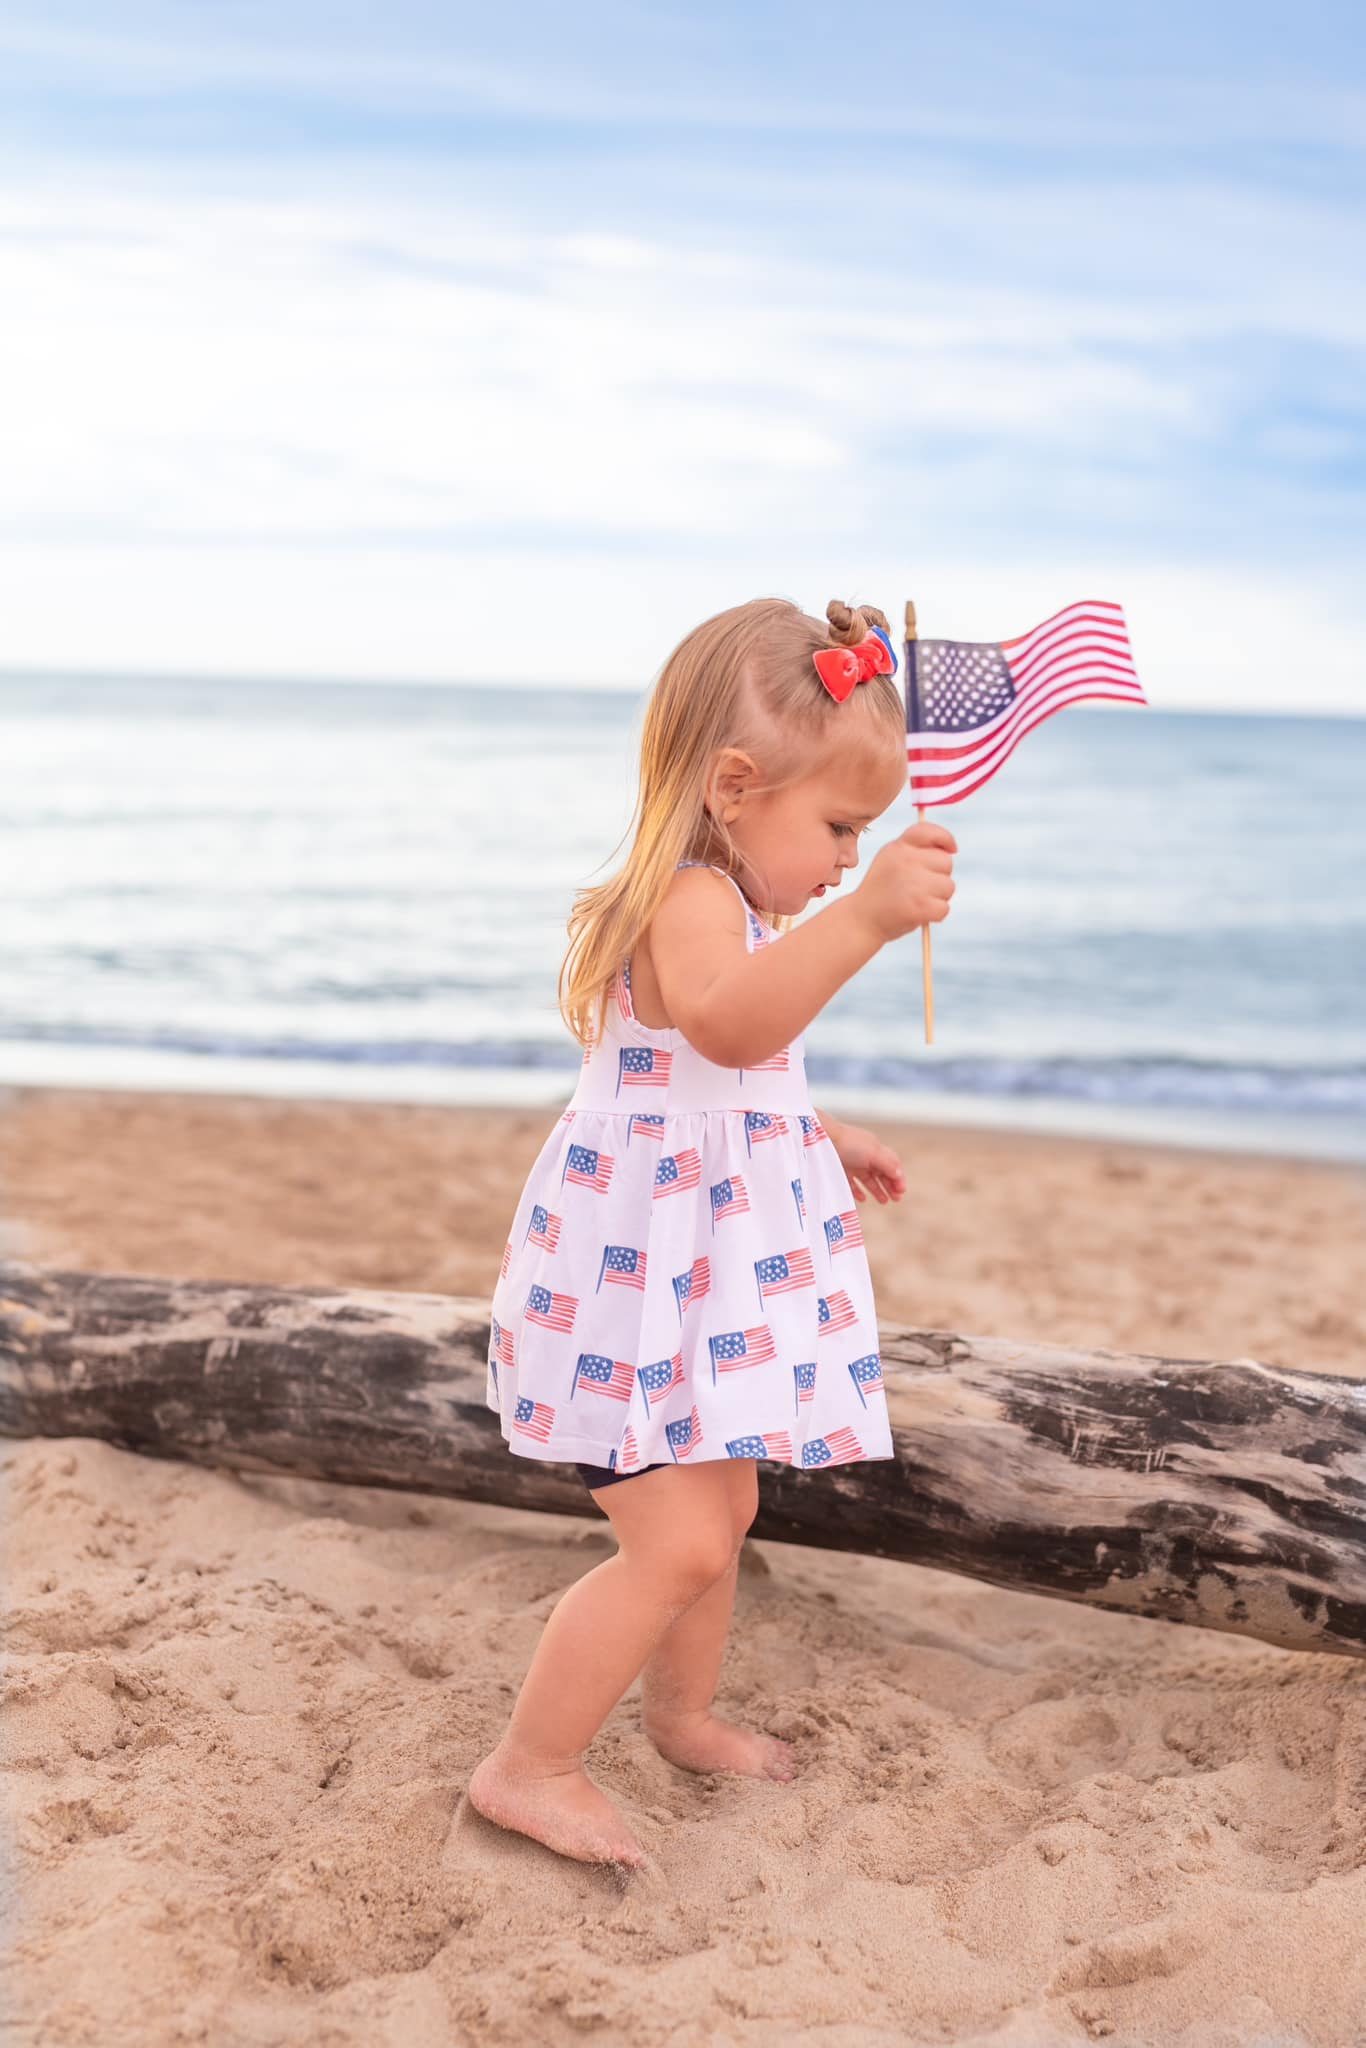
[{"left": 0, "top": 661, "right": 1362, "bottom": 722}]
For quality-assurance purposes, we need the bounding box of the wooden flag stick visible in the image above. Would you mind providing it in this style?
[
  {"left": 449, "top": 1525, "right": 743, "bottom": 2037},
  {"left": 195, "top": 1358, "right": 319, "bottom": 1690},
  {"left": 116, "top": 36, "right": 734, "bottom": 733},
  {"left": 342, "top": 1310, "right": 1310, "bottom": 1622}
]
[{"left": 906, "top": 598, "right": 935, "bottom": 1044}]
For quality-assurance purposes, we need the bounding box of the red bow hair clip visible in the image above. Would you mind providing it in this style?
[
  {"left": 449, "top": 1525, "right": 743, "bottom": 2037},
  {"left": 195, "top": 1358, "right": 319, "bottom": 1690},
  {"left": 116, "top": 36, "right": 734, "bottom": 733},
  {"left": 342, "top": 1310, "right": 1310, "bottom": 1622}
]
[{"left": 812, "top": 626, "right": 897, "bottom": 703}]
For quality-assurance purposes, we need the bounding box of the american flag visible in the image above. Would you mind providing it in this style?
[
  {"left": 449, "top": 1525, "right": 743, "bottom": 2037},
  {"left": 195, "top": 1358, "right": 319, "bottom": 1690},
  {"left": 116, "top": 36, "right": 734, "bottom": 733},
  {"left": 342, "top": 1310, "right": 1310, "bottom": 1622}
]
[
  {"left": 615, "top": 961, "right": 632, "bottom": 1020},
  {"left": 847, "top": 1353, "right": 884, "bottom": 1406},
  {"left": 799, "top": 1116, "right": 828, "bottom": 1148},
  {"left": 906, "top": 599, "right": 1146, "bottom": 807},
  {"left": 612, "top": 1426, "right": 643, "bottom": 1472},
  {"left": 637, "top": 1351, "right": 684, "bottom": 1407},
  {"left": 709, "top": 1325, "right": 777, "bottom": 1380},
  {"left": 562, "top": 1142, "right": 614, "bottom": 1193},
  {"left": 726, "top": 1431, "right": 794, "bottom": 1460},
  {"left": 526, "top": 1283, "right": 577, "bottom": 1332},
  {"left": 741, "top": 1048, "right": 790, "bottom": 1076},
  {"left": 666, "top": 1405, "right": 704, "bottom": 1459},
  {"left": 754, "top": 1248, "right": 815, "bottom": 1307},
  {"left": 524, "top": 1204, "right": 561, "bottom": 1252},
  {"left": 572, "top": 1352, "right": 636, "bottom": 1402},
  {"left": 801, "top": 1427, "right": 863, "bottom": 1467},
  {"left": 559, "top": 1107, "right": 576, "bottom": 1124},
  {"left": 654, "top": 1147, "right": 702, "bottom": 1196},
  {"left": 710, "top": 1174, "right": 750, "bottom": 1229},
  {"left": 818, "top": 1290, "right": 858, "bottom": 1337},
  {"left": 617, "top": 1046, "right": 673, "bottom": 1095},
  {"left": 671, "top": 1255, "right": 711, "bottom": 1321},
  {"left": 744, "top": 1110, "right": 787, "bottom": 1152},
  {"left": 794, "top": 1360, "right": 817, "bottom": 1409},
  {"left": 628, "top": 1112, "right": 665, "bottom": 1144},
  {"left": 489, "top": 1316, "right": 516, "bottom": 1370},
  {"left": 513, "top": 1395, "right": 555, "bottom": 1443},
  {"left": 791, "top": 1176, "right": 805, "bottom": 1225},
  {"left": 500, "top": 1238, "right": 513, "bottom": 1279},
  {"left": 824, "top": 1209, "right": 864, "bottom": 1257},
  {"left": 598, "top": 1244, "right": 647, "bottom": 1292},
  {"left": 746, "top": 909, "right": 773, "bottom": 949}
]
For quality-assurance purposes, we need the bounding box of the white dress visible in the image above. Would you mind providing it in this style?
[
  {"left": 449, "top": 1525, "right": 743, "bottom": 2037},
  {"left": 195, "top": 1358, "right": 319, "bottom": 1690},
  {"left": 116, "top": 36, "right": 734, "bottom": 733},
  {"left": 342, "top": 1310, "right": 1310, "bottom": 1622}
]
[{"left": 486, "top": 863, "right": 894, "bottom": 1474}]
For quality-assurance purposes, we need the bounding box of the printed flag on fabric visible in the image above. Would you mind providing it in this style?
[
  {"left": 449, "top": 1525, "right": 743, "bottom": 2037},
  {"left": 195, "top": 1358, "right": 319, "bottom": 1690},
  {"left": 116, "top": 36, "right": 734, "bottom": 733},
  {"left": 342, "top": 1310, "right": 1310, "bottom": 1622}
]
[
  {"left": 628, "top": 1112, "right": 665, "bottom": 1144},
  {"left": 671, "top": 1255, "right": 712, "bottom": 1322},
  {"left": 709, "top": 1325, "right": 777, "bottom": 1380},
  {"left": 617, "top": 1046, "right": 673, "bottom": 1094},
  {"left": 637, "top": 1351, "right": 685, "bottom": 1408},
  {"left": 726, "top": 1431, "right": 794, "bottom": 1460},
  {"left": 666, "top": 1405, "right": 704, "bottom": 1459},
  {"left": 598, "top": 1244, "right": 647, "bottom": 1292},
  {"left": 525, "top": 1283, "right": 577, "bottom": 1332},
  {"left": 743, "top": 1111, "right": 787, "bottom": 1152},
  {"left": 742, "top": 1049, "right": 790, "bottom": 1075},
  {"left": 824, "top": 1209, "right": 864, "bottom": 1257},
  {"left": 572, "top": 1353, "right": 636, "bottom": 1402},
  {"left": 710, "top": 1175, "right": 751, "bottom": 1228},
  {"left": 513, "top": 1395, "right": 555, "bottom": 1443},
  {"left": 562, "top": 1142, "right": 614, "bottom": 1193},
  {"left": 612, "top": 1426, "right": 643, "bottom": 1472},
  {"left": 802, "top": 1427, "right": 863, "bottom": 1467},
  {"left": 847, "top": 1353, "right": 885, "bottom": 1406},
  {"left": 525, "top": 1204, "right": 561, "bottom": 1252},
  {"left": 794, "top": 1360, "right": 817, "bottom": 1409},
  {"left": 754, "top": 1248, "right": 815, "bottom": 1308},
  {"left": 655, "top": 1148, "right": 702, "bottom": 1197},
  {"left": 906, "top": 600, "right": 1146, "bottom": 807},
  {"left": 817, "top": 1290, "right": 858, "bottom": 1337}
]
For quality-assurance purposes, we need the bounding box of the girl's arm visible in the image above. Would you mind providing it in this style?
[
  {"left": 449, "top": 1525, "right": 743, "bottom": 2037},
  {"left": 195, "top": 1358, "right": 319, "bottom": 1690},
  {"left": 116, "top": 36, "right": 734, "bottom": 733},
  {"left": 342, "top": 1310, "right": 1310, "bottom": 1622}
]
[
  {"left": 652, "top": 883, "right": 884, "bottom": 1068},
  {"left": 650, "top": 825, "right": 955, "bottom": 1069}
]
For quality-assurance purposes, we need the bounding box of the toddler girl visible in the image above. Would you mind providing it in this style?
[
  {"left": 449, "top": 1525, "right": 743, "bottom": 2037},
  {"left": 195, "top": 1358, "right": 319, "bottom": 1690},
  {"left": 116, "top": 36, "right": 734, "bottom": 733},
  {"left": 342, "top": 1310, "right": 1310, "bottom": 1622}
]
[{"left": 468, "top": 595, "right": 956, "bottom": 1867}]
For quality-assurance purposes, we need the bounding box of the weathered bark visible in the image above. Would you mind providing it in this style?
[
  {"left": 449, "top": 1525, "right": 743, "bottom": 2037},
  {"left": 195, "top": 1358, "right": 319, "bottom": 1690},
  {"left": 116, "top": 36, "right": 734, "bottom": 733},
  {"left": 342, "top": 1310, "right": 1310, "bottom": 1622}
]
[{"left": 2, "top": 1261, "right": 1363, "bottom": 1660}]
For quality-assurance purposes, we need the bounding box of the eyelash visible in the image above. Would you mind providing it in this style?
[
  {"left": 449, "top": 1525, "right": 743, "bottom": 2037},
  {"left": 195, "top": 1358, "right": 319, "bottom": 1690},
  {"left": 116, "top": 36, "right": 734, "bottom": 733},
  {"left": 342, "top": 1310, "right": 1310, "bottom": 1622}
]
[{"left": 831, "top": 824, "right": 863, "bottom": 837}]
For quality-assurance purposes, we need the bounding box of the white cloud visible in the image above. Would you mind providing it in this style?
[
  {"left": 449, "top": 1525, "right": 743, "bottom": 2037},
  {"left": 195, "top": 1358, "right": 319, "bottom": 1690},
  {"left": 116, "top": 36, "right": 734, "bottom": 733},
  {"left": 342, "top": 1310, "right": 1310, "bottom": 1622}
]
[{"left": 0, "top": 156, "right": 1362, "bottom": 714}]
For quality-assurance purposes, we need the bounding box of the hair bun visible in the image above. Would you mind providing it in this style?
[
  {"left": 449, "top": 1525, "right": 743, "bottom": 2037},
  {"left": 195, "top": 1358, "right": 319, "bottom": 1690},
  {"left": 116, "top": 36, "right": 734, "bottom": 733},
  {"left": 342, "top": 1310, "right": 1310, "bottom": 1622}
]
[{"left": 826, "top": 598, "right": 891, "bottom": 646}]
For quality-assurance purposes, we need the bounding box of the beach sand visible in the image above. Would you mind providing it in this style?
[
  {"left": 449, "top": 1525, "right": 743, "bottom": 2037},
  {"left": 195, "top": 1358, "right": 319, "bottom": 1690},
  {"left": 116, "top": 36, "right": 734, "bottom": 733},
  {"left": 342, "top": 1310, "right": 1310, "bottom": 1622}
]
[{"left": 3, "top": 1083, "right": 1364, "bottom": 2046}]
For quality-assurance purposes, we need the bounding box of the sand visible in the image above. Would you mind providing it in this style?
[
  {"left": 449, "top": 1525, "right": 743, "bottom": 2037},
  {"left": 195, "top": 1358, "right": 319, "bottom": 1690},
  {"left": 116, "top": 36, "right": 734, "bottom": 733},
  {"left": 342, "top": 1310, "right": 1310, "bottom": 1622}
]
[{"left": 2, "top": 1083, "right": 1364, "bottom": 2047}]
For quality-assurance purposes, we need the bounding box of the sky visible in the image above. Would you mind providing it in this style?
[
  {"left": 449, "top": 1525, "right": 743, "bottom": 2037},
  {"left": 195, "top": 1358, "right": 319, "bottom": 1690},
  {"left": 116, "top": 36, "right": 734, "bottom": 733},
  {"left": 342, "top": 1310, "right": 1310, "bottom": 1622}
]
[{"left": 1, "top": 1, "right": 1364, "bottom": 710}]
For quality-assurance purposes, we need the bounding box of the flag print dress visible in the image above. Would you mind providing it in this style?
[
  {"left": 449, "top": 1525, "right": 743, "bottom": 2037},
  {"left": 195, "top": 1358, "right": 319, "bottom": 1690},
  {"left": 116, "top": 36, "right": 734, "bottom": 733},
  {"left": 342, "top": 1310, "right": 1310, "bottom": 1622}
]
[{"left": 486, "top": 863, "right": 894, "bottom": 1475}]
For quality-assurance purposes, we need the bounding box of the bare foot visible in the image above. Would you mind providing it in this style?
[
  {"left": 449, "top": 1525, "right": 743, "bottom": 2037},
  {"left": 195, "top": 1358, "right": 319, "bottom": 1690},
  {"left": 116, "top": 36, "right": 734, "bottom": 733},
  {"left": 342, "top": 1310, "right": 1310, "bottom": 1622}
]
[
  {"left": 643, "top": 1709, "right": 797, "bottom": 1782},
  {"left": 466, "top": 1744, "right": 647, "bottom": 1867}
]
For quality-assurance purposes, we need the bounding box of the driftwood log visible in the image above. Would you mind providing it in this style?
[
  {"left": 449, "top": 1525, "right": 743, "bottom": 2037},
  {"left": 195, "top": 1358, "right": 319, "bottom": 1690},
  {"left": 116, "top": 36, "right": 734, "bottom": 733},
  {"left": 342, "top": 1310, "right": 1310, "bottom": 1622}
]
[{"left": 2, "top": 1261, "right": 1364, "bottom": 1661}]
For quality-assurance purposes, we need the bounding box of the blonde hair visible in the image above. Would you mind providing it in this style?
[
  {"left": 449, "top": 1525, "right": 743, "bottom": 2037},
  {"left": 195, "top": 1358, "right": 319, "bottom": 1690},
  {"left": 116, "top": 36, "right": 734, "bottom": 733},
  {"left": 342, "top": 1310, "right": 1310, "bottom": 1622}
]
[{"left": 558, "top": 596, "right": 904, "bottom": 1049}]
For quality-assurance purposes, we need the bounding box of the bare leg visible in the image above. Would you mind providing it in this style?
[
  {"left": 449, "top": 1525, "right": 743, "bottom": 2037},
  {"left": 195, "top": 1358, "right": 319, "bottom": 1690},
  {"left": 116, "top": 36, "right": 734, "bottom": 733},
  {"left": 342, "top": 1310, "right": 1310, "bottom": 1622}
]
[
  {"left": 640, "top": 1461, "right": 796, "bottom": 1781},
  {"left": 466, "top": 1461, "right": 746, "bottom": 1866}
]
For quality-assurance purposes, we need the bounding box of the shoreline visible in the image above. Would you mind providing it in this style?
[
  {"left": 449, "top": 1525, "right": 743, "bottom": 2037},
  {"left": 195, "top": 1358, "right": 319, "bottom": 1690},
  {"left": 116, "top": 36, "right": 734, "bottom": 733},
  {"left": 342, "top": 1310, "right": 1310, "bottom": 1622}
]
[{"left": 1, "top": 1047, "right": 1361, "bottom": 1170}]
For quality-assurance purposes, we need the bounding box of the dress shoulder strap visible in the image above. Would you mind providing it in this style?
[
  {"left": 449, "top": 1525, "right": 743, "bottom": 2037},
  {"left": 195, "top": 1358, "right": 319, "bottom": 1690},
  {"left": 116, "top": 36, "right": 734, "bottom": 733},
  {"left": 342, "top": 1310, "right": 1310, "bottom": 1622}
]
[{"left": 674, "top": 860, "right": 771, "bottom": 952}]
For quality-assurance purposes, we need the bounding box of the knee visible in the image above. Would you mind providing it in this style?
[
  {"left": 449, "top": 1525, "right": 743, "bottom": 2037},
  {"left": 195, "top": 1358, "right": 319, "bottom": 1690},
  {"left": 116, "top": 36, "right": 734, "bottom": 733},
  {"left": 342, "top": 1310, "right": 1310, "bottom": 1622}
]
[{"left": 648, "top": 1524, "right": 740, "bottom": 1605}]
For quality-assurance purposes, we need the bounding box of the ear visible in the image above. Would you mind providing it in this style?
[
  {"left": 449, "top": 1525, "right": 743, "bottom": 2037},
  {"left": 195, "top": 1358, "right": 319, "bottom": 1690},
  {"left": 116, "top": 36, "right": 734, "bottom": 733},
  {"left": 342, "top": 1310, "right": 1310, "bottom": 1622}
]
[{"left": 703, "top": 746, "right": 760, "bottom": 825}]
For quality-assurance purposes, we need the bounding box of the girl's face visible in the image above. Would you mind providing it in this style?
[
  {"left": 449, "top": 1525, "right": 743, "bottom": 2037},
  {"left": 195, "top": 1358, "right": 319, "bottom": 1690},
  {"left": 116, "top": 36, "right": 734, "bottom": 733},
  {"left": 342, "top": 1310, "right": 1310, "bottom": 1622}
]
[{"left": 715, "top": 731, "right": 908, "bottom": 917}]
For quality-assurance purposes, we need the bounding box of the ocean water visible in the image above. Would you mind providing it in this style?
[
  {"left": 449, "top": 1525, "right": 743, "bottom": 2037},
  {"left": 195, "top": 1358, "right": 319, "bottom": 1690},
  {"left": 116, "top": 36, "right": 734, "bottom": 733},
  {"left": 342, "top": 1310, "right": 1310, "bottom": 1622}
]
[{"left": 2, "top": 670, "right": 1364, "bottom": 1163}]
